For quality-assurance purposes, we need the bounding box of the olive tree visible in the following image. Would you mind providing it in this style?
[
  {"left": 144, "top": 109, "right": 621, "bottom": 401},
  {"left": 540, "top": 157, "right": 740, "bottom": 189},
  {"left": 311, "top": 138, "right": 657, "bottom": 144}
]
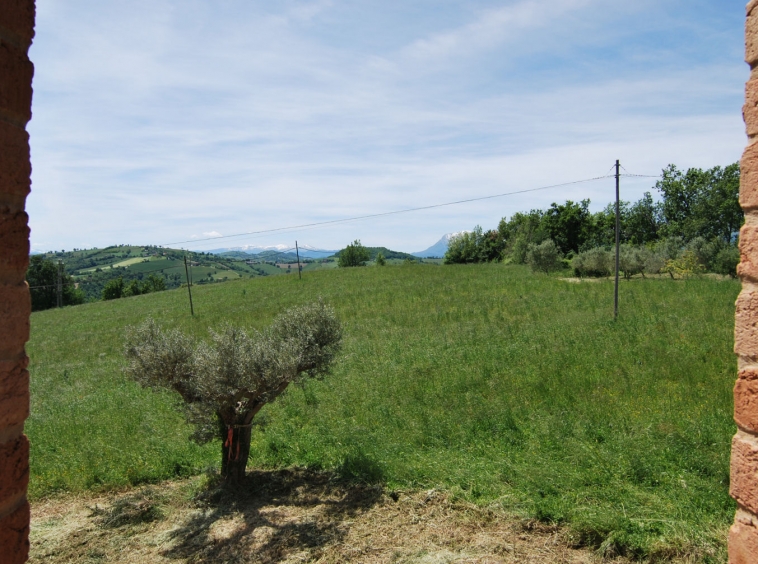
[
  {"left": 526, "top": 239, "right": 562, "bottom": 274},
  {"left": 124, "top": 301, "right": 342, "bottom": 484}
]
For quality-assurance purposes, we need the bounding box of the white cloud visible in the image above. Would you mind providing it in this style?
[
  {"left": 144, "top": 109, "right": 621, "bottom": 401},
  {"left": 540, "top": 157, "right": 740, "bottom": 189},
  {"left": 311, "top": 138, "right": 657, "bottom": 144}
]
[{"left": 26, "top": 0, "right": 746, "bottom": 252}]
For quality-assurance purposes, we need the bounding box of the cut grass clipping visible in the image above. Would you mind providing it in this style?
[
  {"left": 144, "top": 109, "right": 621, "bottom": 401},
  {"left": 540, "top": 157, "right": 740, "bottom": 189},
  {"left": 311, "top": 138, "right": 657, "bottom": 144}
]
[{"left": 28, "top": 264, "right": 737, "bottom": 561}]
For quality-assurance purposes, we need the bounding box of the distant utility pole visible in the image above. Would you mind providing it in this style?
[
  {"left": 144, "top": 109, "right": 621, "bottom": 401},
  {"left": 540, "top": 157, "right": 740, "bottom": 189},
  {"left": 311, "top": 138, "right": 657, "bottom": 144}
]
[
  {"left": 614, "top": 160, "right": 620, "bottom": 320},
  {"left": 57, "top": 260, "right": 63, "bottom": 308},
  {"left": 184, "top": 255, "right": 194, "bottom": 316},
  {"left": 295, "top": 241, "right": 302, "bottom": 280}
]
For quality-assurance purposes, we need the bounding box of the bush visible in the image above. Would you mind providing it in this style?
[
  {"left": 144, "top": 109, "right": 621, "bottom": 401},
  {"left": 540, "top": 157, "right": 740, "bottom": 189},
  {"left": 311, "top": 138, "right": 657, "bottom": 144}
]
[
  {"left": 375, "top": 252, "right": 386, "bottom": 266},
  {"left": 338, "top": 240, "right": 370, "bottom": 267},
  {"left": 444, "top": 230, "right": 478, "bottom": 264},
  {"left": 619, "top": 245, "right": 649, "bottom": 279},
  {"left": 572, "top": 247, "right": 613, "bottom": 278},
  {"left": 509, "top": 236, "right": 531, "bottom": 265},
  {"left": 685, "top": 237, "right": 720, "bottom": 271},
  {"left": 654, "top": 236, "right": 684, "bottom": 261},
  {"left": 712, "top": 245, "right": 739, "bottom": 277},
  {"left": 527, "top": 239, "right": 562, "bottom": 274},
  {"left": 102, "top": 277, "right": 125, "bottom": 300},
  {"left": 663, "top": 250, "right": 705, "bottom": 279},
  {"left": 643, "top": 251, "right": 666, "bottom": 275}
]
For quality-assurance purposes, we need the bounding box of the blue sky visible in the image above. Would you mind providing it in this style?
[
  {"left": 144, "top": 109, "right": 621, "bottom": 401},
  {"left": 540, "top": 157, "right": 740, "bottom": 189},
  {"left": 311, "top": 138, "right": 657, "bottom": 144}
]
[{"left": 28, "top": 0, "right": 746, "bottom": 253}]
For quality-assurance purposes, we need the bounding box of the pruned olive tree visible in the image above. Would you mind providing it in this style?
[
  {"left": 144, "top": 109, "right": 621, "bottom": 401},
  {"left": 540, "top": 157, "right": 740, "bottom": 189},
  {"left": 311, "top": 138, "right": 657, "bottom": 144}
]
[{"left": 123, "top": 301, "right": 342, "bottom": 484}]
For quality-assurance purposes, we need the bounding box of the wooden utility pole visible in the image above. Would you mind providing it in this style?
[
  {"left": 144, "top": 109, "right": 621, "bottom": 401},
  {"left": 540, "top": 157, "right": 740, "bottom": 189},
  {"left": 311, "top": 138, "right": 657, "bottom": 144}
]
[
  {"left": 184, "top": 255, "right": 194, "bottom": 316},
  {"left": 295, "top": 241, "right": 302, "bottom": 280},
  {"left": 57, "top": 260, "right": 63, "bottom": 308},
  {"left": 614, "top": 160, "right": 620, "bottom": 320}
]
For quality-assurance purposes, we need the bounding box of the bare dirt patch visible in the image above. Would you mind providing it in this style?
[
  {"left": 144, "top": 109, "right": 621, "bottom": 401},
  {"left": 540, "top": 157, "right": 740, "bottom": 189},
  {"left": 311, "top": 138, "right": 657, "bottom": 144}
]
[{"left": 30, "top": 469, "right": 632, "bottom": 564}]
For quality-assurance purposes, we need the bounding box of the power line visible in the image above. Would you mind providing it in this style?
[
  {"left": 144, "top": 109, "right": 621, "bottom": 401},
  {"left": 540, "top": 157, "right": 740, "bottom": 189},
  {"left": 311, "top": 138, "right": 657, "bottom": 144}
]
[
  {"left": 160, "top": 173, "right": 619, "bottom": 247},
  {"left": 620, "top": 173, "right": 658, "bottom": 179}
]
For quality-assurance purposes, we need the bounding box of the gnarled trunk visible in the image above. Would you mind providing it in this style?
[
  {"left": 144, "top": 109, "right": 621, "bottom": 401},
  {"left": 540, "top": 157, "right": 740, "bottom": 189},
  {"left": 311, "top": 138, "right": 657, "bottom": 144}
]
[{"left": 220, "top": 423, "right": 252, "bottom": 484}]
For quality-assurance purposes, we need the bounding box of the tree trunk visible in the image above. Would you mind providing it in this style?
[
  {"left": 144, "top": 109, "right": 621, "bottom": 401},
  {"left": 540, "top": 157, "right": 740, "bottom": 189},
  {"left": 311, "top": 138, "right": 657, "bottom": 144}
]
[{"left": 221, "top": 424, "right": 253, "bottom": 484}]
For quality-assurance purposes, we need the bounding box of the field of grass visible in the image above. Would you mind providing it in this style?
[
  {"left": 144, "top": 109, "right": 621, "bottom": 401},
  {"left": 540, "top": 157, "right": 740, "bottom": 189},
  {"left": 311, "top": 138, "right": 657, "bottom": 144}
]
[{"left": 27, "top": 263, "right": 739, "bottom": 560}]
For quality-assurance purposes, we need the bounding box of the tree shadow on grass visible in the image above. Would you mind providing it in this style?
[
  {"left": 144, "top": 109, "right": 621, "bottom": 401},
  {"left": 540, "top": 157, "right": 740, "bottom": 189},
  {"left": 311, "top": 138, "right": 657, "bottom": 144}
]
[{"left": 161, "top": 467, "right": 384, "bottom": 563}]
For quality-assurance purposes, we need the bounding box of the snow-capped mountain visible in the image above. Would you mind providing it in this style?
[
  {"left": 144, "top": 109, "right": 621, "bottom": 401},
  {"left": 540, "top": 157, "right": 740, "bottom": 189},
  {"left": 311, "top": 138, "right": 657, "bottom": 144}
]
[
  {"left": 203, "top": 244, "right": 338, "bottom": 259},
  {"left": 411, "top": 232, "right": 467, "bottom": 258}
]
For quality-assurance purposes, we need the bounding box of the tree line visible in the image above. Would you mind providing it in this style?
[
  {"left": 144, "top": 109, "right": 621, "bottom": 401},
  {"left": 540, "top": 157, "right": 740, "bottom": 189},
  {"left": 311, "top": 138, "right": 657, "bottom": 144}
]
[{"left": 444, "top": 163, "right": 741, "bottom": 277}]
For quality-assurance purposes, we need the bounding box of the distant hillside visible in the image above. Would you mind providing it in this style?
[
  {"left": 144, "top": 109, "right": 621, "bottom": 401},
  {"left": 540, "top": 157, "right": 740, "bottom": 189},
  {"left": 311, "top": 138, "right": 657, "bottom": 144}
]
[
  {"left": 206, "top": 245, "right": 338, "bottom": 259},
  {"left": 31, "top": 244, "right": 304, "bottom": 302},
  {"left": 333, "top": 246, "right": 416, "bottom": 261}
]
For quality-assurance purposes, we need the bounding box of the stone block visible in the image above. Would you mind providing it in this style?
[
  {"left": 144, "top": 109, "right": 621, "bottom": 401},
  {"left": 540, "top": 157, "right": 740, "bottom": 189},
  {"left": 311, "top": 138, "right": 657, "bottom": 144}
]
[
  {"left": 736, "top": 369, "right": 758, "bottom": 432},
  {"left": 0, "top": 39, "right": 33, "bottom": 124},
  {"left": 0, "top": 209, "right": 28, "bottom": 282},
  {"left": 0, "top": 436, "right": 27, "bottom": 508},
  {"left": 730, "top": 518, "right": 758, "bottom": 564},
  {"left": 749, "top": 1, "right": 758, "bottom": 67},
  {"left": 0, "top": 358, "right": 28, "bottom": 429},
  {"left": 0, "top": 501, "right": 28, "bottom": 564},
  {"left": 0, "top": 284, "right": 29, "bottom": 358},
  {"left": 741, "top": 142, "right": 758, "bottom": 211},
  {"left": 739, "top": 225, "right": 758, "bottom": 282},
  {"left": 731, "top": 433, "right": 758, "bottom": 515},
  {"left": 0, "top": 121, "right": 31, "bottom": 205},
  {"left": 0, "top": 1, "right": 35, "bottom": 50},
  {"left": 746, "top": 78, "right": 758, "bottom": 139},
  {"left": 735, "top": 290, "right": 758, "bottom": 358}
]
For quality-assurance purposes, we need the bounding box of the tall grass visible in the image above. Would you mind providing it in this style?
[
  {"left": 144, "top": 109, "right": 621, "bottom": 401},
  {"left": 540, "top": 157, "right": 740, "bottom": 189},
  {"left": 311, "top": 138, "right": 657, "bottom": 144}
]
[{"left": 27, "top": 264, "right": 738, "bottom": 560}]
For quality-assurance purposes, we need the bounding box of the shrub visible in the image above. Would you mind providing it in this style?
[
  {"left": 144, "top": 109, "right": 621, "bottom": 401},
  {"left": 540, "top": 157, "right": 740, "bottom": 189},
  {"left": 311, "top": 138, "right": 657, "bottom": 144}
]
[
  {"left": 102, "top": 277, "right": 125, "bottom": 300},
  {"left": 572, "top": 247, "right": 613, "bottom": 278},
  {"left": 712, "top": 245, "right": 739, "bottom": 278},
  {"left": 527, "top": 239, "right": 562, "bottom": 274},
  {"left": 338, "top": 240, "right": 370, "bottom": 267},
  {"left": 509, "top": 236, "right": 531, "bottom": 264},
  {"left": 662, "top": 250, "right": 705, "bottom": 279},
  {"left": 619, "top": 245, "right": 650, "bottom": 279},
  {"left": 643, "top": 251, "right": 666, "bottom": 275},
  {"left": 654, "top": 236, "right": 683, "bottom": 261},
  {"left": 375, "top": 252, "right": 386, "bottom": 266},
  {"left": 685, "top": 237, "right": 720, "bottom": 271}
]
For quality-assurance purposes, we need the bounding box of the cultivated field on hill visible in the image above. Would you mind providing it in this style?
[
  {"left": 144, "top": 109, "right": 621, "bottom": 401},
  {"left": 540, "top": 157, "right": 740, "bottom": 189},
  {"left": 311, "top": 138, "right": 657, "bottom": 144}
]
[{"left": 27, "top": 263, "right": 738, "bottom": 560}]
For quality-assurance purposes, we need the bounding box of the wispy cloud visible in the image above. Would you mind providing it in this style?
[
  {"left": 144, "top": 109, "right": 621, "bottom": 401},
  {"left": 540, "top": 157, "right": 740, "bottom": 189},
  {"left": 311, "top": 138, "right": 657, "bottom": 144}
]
[{"left": 27, "top": 0, "right": 746, "bottom": 252}]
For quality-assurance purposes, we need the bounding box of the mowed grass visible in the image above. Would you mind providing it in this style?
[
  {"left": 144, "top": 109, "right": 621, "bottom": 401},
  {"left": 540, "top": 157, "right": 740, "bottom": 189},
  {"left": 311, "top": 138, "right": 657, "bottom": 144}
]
[{"left": 27, "top": 264, "right": 739, "bottom": 560}]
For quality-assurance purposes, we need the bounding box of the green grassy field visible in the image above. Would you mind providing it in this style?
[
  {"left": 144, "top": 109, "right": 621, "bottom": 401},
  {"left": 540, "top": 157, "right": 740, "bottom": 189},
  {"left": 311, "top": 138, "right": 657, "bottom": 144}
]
[{"left": 27, "top": 264, "right": 739, "bottom": 560}]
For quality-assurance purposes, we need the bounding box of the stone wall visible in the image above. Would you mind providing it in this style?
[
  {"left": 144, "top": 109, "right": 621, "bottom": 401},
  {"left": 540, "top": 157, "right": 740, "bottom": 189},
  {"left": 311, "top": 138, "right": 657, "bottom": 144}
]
[
  {"left": 0, "top": 1, "right": 34, "bottom": 562},
  {"left": 732, "top": 2, "right": 758, "bottom": 562}
]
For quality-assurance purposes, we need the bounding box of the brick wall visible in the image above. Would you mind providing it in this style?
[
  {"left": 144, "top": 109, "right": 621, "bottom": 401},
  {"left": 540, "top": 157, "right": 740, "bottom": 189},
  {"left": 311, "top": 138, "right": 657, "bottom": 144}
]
[
  {"left": 732, "top": 2, "right": 758, "bottom": 562},
  {"left": 0, "top": 1, "right": 34, "bottom": 563}
]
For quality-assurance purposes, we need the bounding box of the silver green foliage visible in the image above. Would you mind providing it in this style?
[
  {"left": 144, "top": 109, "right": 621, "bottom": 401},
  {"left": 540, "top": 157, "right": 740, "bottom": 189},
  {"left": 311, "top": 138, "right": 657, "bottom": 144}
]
[
  {"left": 123, "top": 301, "right": 342, "bottom": 443},
  {"left": 526, "top": 239, "right": 562, "bottom": 274}
]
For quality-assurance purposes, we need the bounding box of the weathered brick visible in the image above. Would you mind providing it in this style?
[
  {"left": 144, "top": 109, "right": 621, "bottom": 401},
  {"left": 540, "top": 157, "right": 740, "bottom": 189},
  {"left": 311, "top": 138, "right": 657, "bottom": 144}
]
[
  {"left": 0, "top": 1, "right": 35, "bottom": 50},
  {"left": 0, "top": 39, "right": 33, "bottom": 124},
  {"left": 736, "top": 370, "right": 758, "bottom": 432},
  {"left": 741, "top": 142, "right": 758, "bottom": 211},
  {"left": 730, "top": 518, "right": 758, "bottom": 564},
  {"left": 0, "top": 358, "right": 28, "bottom": 429},
  {"left": 746, "top": 79, "right": 758, "bottom": 139},
  {"left": 0, "top": 283, "right": 29, "bottom": 358},
  {"left": 739, "top": 225, "right": 758, "bottom": 282},
  {"left": 735, "top": 290, "right": 758, "bottom": 358},
  {"left": 749, "top": 1, "right": 758, "bottom": 67},
  {"left": 0, "top": 121, "right": 31, "bottom": 204},
  {"left": 0, "top": 501, "right": 28, "bottom": 564},
  {"left": 0, "top": 209, "right": 28, "bottom": 281},
  {"left": 732, "top": 433, "right": 758, "bottom": 515},
  {"left": 0, "top": 436, "right": 27, "bottom": 508}
]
